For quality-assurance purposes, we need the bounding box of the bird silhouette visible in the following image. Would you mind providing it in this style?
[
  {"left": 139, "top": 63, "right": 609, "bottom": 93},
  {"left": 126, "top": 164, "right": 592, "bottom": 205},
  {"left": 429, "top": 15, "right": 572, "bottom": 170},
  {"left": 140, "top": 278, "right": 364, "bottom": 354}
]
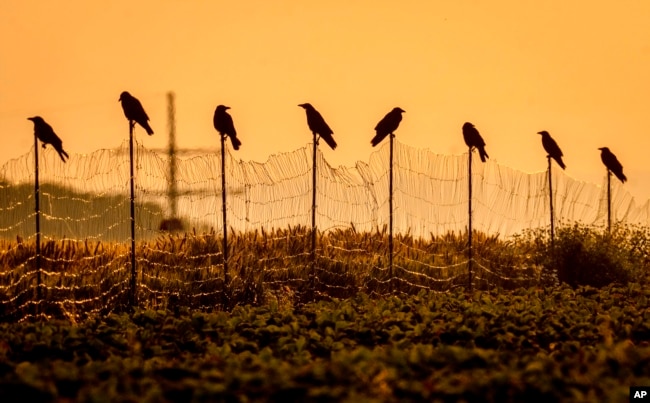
[
  {"left": 538, "top": 131, "right": 566, "bottom": 169},
  {"left": 598, "top": 147, "right": 627, "bottom": 183},
  {"left": 371, "top": 107, "right": 405, "bottom": 147},
  {"left": 462, "top": 122, "right": 489, "bottom": 162},
  {"left": 118, "top": 91, "right": 154, "bottom": 135},
  {"left": 27, "top": 116, "right": 69, "bottom": 163},
  {"left": 298, "top": 103, "right": 337, "bottom": 150},
  {"left": 213, "top": 105, "right": 241, "bottom": 150}
]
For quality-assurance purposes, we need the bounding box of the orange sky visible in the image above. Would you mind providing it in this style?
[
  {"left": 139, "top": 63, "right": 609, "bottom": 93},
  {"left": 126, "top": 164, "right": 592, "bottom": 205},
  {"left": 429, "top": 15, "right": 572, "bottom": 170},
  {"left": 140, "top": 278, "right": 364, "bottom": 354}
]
[{"left": 2, "top": 0, "right": 650, "bottom": 201}]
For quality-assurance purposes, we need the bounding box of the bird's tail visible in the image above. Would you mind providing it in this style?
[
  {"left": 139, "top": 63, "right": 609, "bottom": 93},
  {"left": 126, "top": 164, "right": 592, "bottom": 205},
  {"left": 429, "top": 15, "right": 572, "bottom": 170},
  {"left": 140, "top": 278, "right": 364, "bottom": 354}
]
[
  {"left": 320, "top": 134, "right": 337, "bottom": 150},
  {"left": 230, "top": 135, "right": 242, "bottom": 151},
  {"left": 557, "top": 157, "right": 566, "bottom": 170},
  {"left": 370, "top": 133, "right": 385, "bottom": 147},
  {"left": 478, "top": 146, "right": 489, "bottom": 162},
  {"left": 57, "top": 148, "right": 69, "bottom": 163},
  {"left": 144, "top": 123, "right": 154, "bottom": 135},
  {"left": 618, "top": 172, "right": 627, "bottom": 183}
]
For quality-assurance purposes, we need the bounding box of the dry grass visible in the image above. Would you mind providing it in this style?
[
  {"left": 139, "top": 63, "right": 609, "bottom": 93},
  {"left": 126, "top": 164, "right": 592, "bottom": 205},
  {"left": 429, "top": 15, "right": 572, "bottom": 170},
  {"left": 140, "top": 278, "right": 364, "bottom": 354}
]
[
  {"left": 7, "top": 225, "right": 650, "bottom": 320},
  {"left": 0, "top": 226, "right": 545, "bottom": 321}
]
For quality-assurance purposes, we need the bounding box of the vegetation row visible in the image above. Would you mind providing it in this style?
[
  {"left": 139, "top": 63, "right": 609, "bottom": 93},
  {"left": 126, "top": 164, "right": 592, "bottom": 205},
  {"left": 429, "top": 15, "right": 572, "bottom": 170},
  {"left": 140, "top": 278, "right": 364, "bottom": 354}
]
[{"left": 1, "top": 223, "right": 648, "bottom": 321}]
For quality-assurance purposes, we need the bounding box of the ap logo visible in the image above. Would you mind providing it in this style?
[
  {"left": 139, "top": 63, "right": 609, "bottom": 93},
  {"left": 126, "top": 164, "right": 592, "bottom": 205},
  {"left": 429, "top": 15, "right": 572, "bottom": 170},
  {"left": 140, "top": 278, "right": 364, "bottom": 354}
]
[{"left": 631, "top": 387, "right": 650, "bottom": 400}]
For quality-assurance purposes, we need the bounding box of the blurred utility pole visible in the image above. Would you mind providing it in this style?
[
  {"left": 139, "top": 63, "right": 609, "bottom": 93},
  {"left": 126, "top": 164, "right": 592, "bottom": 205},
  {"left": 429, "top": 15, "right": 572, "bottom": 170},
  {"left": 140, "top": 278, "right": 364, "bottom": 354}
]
[{"left": 168, "top": 92, "right": 178, "bottom": 221}]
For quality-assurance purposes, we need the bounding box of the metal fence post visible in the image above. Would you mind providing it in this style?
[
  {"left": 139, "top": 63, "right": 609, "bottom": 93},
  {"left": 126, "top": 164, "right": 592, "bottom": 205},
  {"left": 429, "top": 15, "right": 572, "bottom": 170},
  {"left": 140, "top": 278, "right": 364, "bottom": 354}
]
[
  {"left": 221, "top": 135, "right": 230, "bottom": 302},
  {"left": 34, "top": 135, "right": 42, "bottom": 302},
  {"left": 129, "top": 121, "right": 137, "bottom": 308},
  {"left": 467, "top": 147, "right": 473, "bottom": 292}
]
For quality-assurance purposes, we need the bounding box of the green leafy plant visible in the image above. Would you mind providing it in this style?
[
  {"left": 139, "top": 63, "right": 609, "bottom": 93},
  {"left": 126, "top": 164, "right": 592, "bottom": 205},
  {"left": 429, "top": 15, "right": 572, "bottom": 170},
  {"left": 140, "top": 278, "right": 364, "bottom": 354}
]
[{"left": 522, "top": 223, "right": 650, "bottom": 288}]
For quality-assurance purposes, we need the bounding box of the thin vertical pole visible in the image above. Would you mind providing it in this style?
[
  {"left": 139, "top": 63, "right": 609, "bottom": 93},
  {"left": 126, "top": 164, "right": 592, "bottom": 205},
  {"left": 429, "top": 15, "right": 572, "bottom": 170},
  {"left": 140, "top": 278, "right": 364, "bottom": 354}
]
[
  {"left": 389, "top": 134, "right": 394, "bottom": 292},
  {"left": 607, "top": 169, "right": 611, "bottom": 231},
  {"left": 167, "top": 92, "right": 178, "bottom": 221},
  {"left": 310, "top": 134, "right": 317, "bottom": 300},
  {"left": 129, "top": 122, "right": 137, "bottom": 307},
  {"left": 467, "top": 147, "right": 473, "bottom": 292},
  {"left": 548, "top": 156, "right": 555, "bottom": 247},
  {"left": 34, "top": 135, "right": 41, "bottom": 301},
  {"left": 221, "top": 135, "right": 229, "bottom": 288}
]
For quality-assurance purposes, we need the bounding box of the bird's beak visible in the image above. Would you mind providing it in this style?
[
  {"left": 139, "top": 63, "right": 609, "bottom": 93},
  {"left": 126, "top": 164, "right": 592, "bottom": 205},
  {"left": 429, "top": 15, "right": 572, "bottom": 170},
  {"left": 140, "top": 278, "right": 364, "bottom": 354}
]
[
  {"left": 225, "top": 106, "right": 230, "bottom": 110},
  {"left": 27, "top": 117, "right": 33, "bottom": 121}
]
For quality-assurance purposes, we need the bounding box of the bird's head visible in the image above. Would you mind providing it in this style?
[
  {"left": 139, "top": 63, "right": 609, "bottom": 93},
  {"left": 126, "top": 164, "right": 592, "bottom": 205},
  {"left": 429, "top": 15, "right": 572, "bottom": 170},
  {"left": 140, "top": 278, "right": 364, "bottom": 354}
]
[
  {"left": 27, "top": 116, "right": 43, "bottom": 123},
  {"left": 537, "top": 131, "right": 549, "bottom": 136},
  {"left": 118, "top": 91, "right": 130, "bottom": 102},
  {"left": 298, "top": 103, "right": 313, "bottom": 110},
  {"left": 462, "top": 122, "right": 475, "bottom": 129},
  {"left": 393, "top": 107, "right": 405, "bottom": 113},
  {"left": 598, "top": 147, "right": 610, "bottom": 152},
  {"left": 216, "top": 105, "right": 230, "bottom": 112}
]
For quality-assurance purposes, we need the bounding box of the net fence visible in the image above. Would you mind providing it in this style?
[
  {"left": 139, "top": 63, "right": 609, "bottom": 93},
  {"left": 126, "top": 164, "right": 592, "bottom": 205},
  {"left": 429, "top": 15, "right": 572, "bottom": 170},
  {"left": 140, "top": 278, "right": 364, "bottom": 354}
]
[{"left": 1, "top": 138, "right": 648, "bottom": 320}]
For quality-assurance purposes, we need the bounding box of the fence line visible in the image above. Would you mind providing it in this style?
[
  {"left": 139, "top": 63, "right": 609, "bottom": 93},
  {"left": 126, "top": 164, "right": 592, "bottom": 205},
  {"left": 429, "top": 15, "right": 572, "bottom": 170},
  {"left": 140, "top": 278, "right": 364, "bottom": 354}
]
[{"left": 1, "top": 138, "right": 649, "bottom": 320}]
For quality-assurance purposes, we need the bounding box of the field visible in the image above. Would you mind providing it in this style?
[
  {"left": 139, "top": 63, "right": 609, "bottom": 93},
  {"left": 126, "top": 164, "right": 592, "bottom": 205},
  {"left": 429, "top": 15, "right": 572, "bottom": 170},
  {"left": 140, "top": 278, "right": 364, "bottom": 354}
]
[
  {"left": 1, "top": 286, "right": 650, "bottom": 402},
  {"left": 1, "top": 225, "right": 649, "bottom": 401}
]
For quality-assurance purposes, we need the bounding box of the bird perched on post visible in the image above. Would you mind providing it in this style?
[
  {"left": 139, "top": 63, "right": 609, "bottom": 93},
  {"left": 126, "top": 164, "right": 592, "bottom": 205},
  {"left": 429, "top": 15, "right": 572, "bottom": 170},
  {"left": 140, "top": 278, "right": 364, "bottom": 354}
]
[
  {"left": 118, "top": 91, "right": 154, "bottom": 135},
  {"left": 27, "top": 116, "right": 69, "bottom": 163},
  {"left": 298, "top": 103, "right": 337, "bottom": 150},
  {"left": 462, "top": 122, "right": 489, "bottom": 162},
  {"left": 213, "top": 105, "right": 241, "bottom": 150},
  {"left": 371, "top": 107, "right": 405, "bottom": 147},
  {"left": 538, "top": 131, "right": 566, "bottom": 169},
  {"left": 598, "top": 147, "right": 627, "bottom": 183}
]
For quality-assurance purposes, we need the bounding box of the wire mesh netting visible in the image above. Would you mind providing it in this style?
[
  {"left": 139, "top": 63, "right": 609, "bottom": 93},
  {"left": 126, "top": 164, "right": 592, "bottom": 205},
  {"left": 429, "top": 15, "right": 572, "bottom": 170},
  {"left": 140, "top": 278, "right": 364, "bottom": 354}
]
[{"left": 1, "top": 138, "right": 648, "bottom": 320}]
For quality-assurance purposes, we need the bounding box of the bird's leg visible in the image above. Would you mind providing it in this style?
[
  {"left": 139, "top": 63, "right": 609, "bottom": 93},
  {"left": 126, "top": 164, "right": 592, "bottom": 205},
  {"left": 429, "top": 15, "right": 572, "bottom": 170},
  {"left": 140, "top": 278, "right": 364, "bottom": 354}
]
[
  {"left": 129, "top": 120, "right": 135, "bottom": 131},
  {"left": 314, "top": 133, "right": 320, "bottom": 145}
]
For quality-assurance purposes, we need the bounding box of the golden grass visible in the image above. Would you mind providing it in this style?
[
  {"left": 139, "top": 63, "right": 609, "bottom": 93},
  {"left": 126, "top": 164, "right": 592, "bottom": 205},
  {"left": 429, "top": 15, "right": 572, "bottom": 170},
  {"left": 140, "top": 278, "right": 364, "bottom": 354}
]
[{"left": 0, "top": 226, "right": 542, "bottom": 321}]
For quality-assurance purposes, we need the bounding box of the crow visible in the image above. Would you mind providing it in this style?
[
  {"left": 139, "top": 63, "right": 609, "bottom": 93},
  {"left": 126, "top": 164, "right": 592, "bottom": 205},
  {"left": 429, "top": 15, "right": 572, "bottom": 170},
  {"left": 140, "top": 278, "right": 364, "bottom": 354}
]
[
  {"left": 213, "top": 105, "right": 241, "bottom": 150},
  {"left": 27, "top": 116, "right": 69, "bottom": 162},
  {"left": 462, "top": 122, "right": 489, "bottom": 162},
  {"left": 538, "top": 131, "right": 566, "bottom": 169},
  {"left": 298, "top": 103, "right": 337, "bottom": 150},
  {"left": 118, "top": 91, "right": 154, "bottom": 135},
  {"left": 371, "top": 107, "right": 405, "bottom": 147},
  {"left": 598, "top": 147, "right": 627, "bottom": 183}
]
